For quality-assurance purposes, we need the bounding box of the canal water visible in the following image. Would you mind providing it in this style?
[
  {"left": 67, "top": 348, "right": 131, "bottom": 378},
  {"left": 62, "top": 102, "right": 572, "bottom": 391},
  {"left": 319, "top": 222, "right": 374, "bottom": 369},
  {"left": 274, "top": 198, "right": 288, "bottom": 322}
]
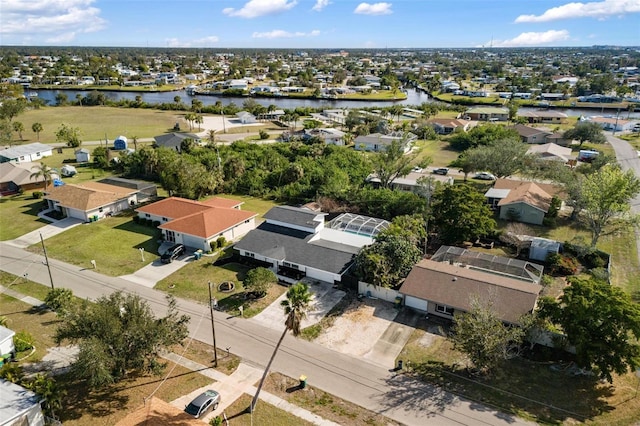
[{"left": 33, "top": 88, "right": 639, "bottom": 118}]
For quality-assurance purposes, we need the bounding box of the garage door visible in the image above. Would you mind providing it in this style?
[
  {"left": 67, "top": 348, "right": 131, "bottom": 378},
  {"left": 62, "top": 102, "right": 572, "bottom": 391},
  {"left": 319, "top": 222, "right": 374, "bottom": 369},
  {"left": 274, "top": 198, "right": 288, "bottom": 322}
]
[{"left": 404, "top": 295, "right": 428, "bottom": 312}]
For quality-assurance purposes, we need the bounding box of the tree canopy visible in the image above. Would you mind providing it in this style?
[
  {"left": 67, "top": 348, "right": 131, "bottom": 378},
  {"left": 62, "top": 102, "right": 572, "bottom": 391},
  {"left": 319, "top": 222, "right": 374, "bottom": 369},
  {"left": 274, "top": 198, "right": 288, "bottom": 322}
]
[
  {"left": 371, "top": 137, "right": 416, "bottom": 189},
  {"left": 563, "top": 121, "right": 606, "bottom": 147},
  {"left": 465, "top": 137, "right": 529, "bottom": 178},
  {"left": 243, "top": 267, "right": 276, "bottom": 296},
  {"left": 579, "top": 165, "right": 640, "bottom": 246},
  {"left": 538, "top": 277, "right": 640, "bottom": 383},
  {"left": 449, "top": 124, "right": 519, "bottom": 151},
  {"left": 55, "top": 291, "right": 189, "bottom": 388},
  {"left": 431, "top": 184, "right": 496, "bottom": 244}
]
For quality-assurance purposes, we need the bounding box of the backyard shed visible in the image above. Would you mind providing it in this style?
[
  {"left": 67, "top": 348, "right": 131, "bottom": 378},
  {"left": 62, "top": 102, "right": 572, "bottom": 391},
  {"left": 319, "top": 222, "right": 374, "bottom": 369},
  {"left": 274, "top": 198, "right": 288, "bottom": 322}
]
[
  {"left": 529, "top": 238, "right": 561, "bottom": 262},
  {"left": 75, "top": 148, "right": 90, "bottom": 163},
  {"left": 114, "top": 135, "right": 128, "bottom": 150}
]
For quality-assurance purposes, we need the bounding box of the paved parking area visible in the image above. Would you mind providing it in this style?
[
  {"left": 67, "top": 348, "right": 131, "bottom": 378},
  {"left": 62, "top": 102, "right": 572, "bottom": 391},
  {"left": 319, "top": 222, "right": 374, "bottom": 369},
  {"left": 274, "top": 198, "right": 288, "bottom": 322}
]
[{"left": 119, "top": 253, "right": 192, "bottom": 288}]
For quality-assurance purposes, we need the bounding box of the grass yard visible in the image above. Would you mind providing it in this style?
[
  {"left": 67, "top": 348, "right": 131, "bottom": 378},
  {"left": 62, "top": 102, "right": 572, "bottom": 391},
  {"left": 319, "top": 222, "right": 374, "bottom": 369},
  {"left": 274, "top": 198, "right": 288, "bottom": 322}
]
[
  {"left": 25, "top": 211, "right": 161, "bottom": 276},
  {"left": 156, "top": 260, "right": 286, "bottom": 317},
  {"left": 262, "top": 372, "right": 400, "bottom": 426},
  {"left": 12, "top": 106, "right": 185, "bottom": 144},
  {"left": 413, "top": 138, "right": 460, "bottom": 168},
  {"left": 217, "top": 194, "right": 280, "bottom": 218},
  {"left": 223, "top": 393, "right": 315, "bottom": 426},
  {"left": 0, "top": 193, "right": 49, "bottom": 241},
  {"left": 397, "top": 327, "right": 640, "bottom": 425},
  {"left": 57, "top": 364, "right": 212, "bottom": 425},
  {"left": 0, "top": 271, "right": 52, "bottom": 301},
  {"left": 167, "top": 338, "right": 240, "bottom": 376}
]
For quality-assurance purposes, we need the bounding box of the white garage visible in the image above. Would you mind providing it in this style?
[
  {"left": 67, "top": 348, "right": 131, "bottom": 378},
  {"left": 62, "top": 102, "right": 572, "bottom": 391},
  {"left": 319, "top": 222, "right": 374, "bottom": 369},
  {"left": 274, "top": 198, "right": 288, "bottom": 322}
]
[{"left": 403, "top": 295, "right": 428, "bottom": 312}]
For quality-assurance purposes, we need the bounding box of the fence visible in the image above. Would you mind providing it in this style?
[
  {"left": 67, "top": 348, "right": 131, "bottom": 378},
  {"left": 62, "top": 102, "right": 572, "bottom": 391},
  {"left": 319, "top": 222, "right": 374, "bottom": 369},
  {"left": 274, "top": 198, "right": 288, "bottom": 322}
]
[{"left": 357, "top": 281, "right": 400, "bottom": 303}]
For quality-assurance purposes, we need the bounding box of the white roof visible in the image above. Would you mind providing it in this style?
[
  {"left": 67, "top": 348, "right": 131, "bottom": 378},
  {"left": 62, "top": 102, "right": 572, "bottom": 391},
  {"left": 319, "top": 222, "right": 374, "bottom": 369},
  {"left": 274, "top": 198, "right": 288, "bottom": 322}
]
[
  {"left": 0, "top": 326, "right": 15, "bottom": 345},
  {"left": 0, "top": 143, "right": 52, "bottom": 159},
  {"left": 485, "top": 188, "right": 511, "bottom": 199},
  {"left": 0, "top": 380, "right": 41, "bottom": 425}
]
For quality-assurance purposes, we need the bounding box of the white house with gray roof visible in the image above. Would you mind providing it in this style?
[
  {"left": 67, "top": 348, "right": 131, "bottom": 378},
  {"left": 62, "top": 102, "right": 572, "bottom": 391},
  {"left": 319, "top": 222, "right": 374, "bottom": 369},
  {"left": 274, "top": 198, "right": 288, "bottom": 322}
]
[
  {"left": 234, "top": 206, "right": 378, "bottom": 284},
  {"left": 0, "top": 143, "right": 52, "bottom": 164}
]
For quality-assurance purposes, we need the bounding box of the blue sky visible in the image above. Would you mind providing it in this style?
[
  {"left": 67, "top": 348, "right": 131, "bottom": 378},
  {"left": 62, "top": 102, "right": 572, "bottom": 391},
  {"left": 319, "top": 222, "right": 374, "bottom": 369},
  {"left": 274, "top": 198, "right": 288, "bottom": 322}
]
[{"left": 2, "top": 0, "right": 639, "bottom": 48}]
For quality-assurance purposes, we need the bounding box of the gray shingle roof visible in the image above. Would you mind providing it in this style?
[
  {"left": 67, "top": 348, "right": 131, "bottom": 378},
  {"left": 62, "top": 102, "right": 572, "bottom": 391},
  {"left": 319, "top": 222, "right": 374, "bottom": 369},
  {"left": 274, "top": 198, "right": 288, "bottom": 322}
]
[
  {"left": 234, "top": 223, "right": 355, "bottom": 275},
  {"left": 263, "top": 205, "right": 324, "bottom": 229},
  {"left": 153, "top": 132, "right": 200, "bottom": 150}
]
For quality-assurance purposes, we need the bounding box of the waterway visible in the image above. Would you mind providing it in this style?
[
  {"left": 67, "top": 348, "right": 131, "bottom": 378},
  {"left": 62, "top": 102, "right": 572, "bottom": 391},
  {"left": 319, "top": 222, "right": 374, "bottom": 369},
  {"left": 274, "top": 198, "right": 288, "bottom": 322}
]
[{"left": 33, "top": 88, "right": 639, "bottom": 119}]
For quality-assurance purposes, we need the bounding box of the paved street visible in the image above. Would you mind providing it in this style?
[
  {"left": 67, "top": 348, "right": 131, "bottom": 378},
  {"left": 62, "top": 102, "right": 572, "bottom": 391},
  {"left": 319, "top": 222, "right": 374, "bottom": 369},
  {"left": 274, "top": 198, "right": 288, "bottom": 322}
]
[{"left": 0, "top": 242, "right": 532, "bottom": 425}]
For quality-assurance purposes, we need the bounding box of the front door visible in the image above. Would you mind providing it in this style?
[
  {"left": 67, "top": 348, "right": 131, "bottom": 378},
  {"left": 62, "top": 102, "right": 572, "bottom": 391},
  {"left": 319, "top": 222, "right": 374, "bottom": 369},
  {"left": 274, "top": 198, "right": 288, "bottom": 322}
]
[{"left": 166, "top": 230, "right": 175, "bottom": 243}]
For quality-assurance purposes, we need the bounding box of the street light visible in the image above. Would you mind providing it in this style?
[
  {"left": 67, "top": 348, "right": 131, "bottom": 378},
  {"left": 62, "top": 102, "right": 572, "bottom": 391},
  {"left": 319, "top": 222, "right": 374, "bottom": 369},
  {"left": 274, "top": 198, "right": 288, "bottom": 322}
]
[{"left": 208, "top": 281, "right": 218, "bottom": 367}]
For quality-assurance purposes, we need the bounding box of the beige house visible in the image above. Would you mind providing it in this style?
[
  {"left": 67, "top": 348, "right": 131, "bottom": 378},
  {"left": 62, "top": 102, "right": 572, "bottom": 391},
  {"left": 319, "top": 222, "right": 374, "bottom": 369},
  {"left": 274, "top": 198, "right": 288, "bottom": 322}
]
[
  {"left": 526, "top": 143, "right": 574, "bottom": 163},
  {"left": 485, "top": 179, "right": 564, "bottom": 225}
]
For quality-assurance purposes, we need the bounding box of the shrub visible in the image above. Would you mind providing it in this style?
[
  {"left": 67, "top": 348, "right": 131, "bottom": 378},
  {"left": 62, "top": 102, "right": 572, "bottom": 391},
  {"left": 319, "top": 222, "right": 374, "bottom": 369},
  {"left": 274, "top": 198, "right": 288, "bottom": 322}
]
[
  {"left": 32, "top": 191, "right": 43, "bottom": 199},
  {"left": 210, "top": 241, "right": 216, "bottom": 251},
  {"left": 259, "top": 130, "right": 269, "bottom": 140},
  {"left": 546, "top": 253, "right": 579, "bottom": 275},
  {"left": 14, "top": 331, "right": 34, "bottom": 352},
  {"left": 44, "top": 288, "right": 73, "bottom": 314},
  {"left": 210, "top": 416, "right": 223, "bottom": 426},
  {"left": 132, "top": 216, "right": 140, "bottom": 224},
  {"left": 152, "top": 220, "right": 161, "bottom": 228},
  {"left": 216, "top": 236, "right": 227, "bottom": 248}
]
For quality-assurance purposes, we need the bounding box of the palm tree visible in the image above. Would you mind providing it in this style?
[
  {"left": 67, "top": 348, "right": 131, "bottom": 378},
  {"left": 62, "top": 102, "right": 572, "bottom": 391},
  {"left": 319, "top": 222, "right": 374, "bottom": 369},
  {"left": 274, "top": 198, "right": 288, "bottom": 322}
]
[
  {"left": 32, "top": 122, "right": 43, "bottom": 141},
  {"left": 30, "top": 162, "right": 54, "bottom": 191},
  {"left": 250, "top": 282, "right": 312, "bottom": 412},
  {"left": 207, "top": 129, "right": 216, "bottom": 146}
]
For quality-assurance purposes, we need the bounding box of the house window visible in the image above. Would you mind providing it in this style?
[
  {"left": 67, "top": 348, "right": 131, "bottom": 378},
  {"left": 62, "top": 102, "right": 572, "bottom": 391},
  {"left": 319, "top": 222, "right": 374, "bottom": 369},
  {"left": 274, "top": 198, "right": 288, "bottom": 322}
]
[
  {"left": 99, "top": 207, "right": 103, "bottom": 213},
  {"left": 436, "top": 304, "right": 454, "bottom": 315},
  {"left": 283, "top": 261, "right": 298, "bottom": 270},
  {"left": 145, "top": 213, "right": 150, "bottom": 218},
  {"left": 162, "top": 217, "right": 168, "bottom": 222},
  {"left": 245, "top": 251, "right": 255, "bottom": 258},
  {"left": 20, "top": 156, "right": 25, "bottom": 161},
  {"left": 165, "top": 230, "right": 175, "bottom": 243}
]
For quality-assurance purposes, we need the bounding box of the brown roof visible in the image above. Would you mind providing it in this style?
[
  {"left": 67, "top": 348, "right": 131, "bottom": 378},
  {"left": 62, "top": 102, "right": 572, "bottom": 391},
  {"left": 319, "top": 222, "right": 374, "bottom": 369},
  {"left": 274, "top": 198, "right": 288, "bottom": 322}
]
[
  {"left": 200, "top": 196, "right": 243, "bottom": 209},
  {"left": 115, "top": 397, "right": 203, "bottom": 426},
  {"left": 159, "top": 206, "right": 256, "bottom": 238},
  {"left": 509, "top": 124, "right": 551, "bottom": 138},
  {"left": 400, "top": 259, "right": 541, "bottom": 323},
  {"left": 498, "top": 181, "right": 553, "bottom": 212},
  {"left": 0, "top": 161, "right": 59, "bottom": 186},
  {"left": 428, "top": 118, "right": 471, "bottom": 127},
  {"left": 493, "top": 178, "right": 563, "bottom": 198},
  {"left": 136, "top": 197, "right": 211, "bottom": 219},
  {"left": 44, "top": 183, "right": 135, "bottom": 211}
]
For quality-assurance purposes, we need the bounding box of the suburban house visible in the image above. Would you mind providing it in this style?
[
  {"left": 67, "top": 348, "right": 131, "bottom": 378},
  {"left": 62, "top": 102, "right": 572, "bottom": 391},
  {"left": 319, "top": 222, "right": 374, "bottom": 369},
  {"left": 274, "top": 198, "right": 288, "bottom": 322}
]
[
  {"left": 0, "top": 379, "right": 45, "bottom": 426},
  {"left": 44, "top": 178, "right": 157, "bottom": 222},
  {"left": 233, "top": 206, "right": 384, "bottom": 284},
  {"left": 517, "top": 110, "right": 568, "bottom": 124},
  {"left": 509, "top": 124, "right": 552, "bottom": 144},
  {"left": 526, "top": 143, "right": 574, "bottom": 163},
  {"left": 588, "top": 116, "right": 637, "bottom": 132},
  {"left": 464, "top": 107, "right": 508, "bottom": 122},
  {"left": 75, "top": 148, "right": 90, "bottom": 163},
  {"left": 303, "top": 128, "right": 346, "bottom": 145},
  {"left": 484, "top": 179, "right": 564, "bottom": 225},
  {"left": 0, "top": 143, "right": 53, "bottom": 164},
  {"left": 153, "top": 132, "right": 201, "bottom": 152},
  {"left": 0, "top": 326, "right": 15, "bottom": 360},
  {"left": 428, "top": 118, "right": 474, "bottom": 135},
  {"left": 366, "top": 169, "right": 454, "bottom": 192},
  {"left": 136, "top": 196, "right": 257, "bottom": 251},
  {"left": 236, "top": 111, "right": 257, "bottom": 124},
  {"left": 399, "top": 246, "right": 543, "bottom": 324},
  {"left": 0, "top": 161, "right": 59, "bottom": 194},
  {"left": 354, "top": 131, "right": 417, "bottom": 152}
]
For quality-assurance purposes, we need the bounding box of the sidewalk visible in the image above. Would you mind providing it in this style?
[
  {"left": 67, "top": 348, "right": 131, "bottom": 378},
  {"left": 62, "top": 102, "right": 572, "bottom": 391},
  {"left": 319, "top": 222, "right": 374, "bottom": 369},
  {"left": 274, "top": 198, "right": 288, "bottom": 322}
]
[{"left": 1, "top": 285, "right": 340, "bottom": 426}]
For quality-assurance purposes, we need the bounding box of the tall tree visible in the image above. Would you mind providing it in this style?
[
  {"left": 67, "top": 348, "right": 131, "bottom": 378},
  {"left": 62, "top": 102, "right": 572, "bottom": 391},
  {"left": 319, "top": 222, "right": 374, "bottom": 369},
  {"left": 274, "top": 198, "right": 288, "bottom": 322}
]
[
  {"left": 431, "top": 184, "right": 496, "bottom": 244},
  {"left": 371, "top": 137, "right": 416, "bottom": 189},
  {"left": 243, "top": 267, "right": 276, "bottom": 297},
  {"left": 0, "top": 98, "right": 27, "bottom": 122},
  {"left": 465, "top": 137, "right": 529, "bottom": 178},
  {"left": 251, "top": 282, "right": 312, "bottom": 412},
  {"left": 538, "top": 277, "right": 640, "bottom": 383},
  {"left": 563, "top": 121, "right": 606, "bottom": 148},
  {"left": 451, "top": 298, "right": 529, "bottom": 375},
  {"left": 12, "top": 121, "right": 24, "bottom": 140},
  {"left": 31, "top": 122, "right": 43, "bottom": 141},
  {"left": 579, "top": 165, "right": 640, "bottom": 246},
  {"left": 30, "top": 162, "right": 54, "bottom": 190},
  {"left": 55, "top": 291, "right": 189, "bottom": 388},
  {"left": 55, "top": 123, "right": 82, "bottom": 148}
]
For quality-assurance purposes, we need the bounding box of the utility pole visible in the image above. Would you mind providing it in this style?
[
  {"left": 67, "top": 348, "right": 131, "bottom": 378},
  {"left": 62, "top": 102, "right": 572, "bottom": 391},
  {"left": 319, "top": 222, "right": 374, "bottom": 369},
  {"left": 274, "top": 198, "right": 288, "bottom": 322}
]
[
  {"left": 208, "top": 281, "right": 218, "bottom": 367},
  {"left": 40, "top": 233, "right": 54, "bottom": 289}
]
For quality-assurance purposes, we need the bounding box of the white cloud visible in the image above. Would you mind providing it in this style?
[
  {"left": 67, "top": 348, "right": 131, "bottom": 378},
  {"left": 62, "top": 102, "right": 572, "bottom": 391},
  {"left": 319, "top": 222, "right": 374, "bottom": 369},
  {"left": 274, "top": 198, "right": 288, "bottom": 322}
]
[
  {"left": 252, "top": 29, "right": 320, "bottom": 39},
  {"left": 223, "top": 0, "right": 297, "bottom": 18},
  {"left": 165, "top": 36, "right": 220, "bottom": 48},
  {"left": 1, "top": 0, "right": 106, "bottom": 42},
  {"left": 515, "top": 0, "right": 640, "bottom": 23},
  {"left": 312, "top": 0, "right": 330, "bottom": 12},
  {"left": 354, "top": 2, "right": 393, "bottom": 15},
  {"left": 492, "top": 30, "right": 571, "bottom": 47}
]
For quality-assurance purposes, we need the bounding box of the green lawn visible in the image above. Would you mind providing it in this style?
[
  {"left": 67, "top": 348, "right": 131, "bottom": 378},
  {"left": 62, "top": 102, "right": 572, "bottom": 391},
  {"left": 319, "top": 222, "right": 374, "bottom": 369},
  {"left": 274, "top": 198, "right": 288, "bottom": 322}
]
[
  {"left": 0, "top": 193, "right": 49, "bottom": 241},
  {"left": 12, "top": 106, "right": 185, "bottom": 144},
  {"left": 156, "top": 260, "right": 286, "bottom": 317},
  {"left": 217, "top": 194, "right": 280, "bottom": 218},
  {"left": 413, "top": 139, "right": 460, "bottom": 168},
  {"left": 25, "top": 211, "right": 161, "bottom": 276},
  {"left": 223, "top": 393, "right": 315, "bottom": 426}
]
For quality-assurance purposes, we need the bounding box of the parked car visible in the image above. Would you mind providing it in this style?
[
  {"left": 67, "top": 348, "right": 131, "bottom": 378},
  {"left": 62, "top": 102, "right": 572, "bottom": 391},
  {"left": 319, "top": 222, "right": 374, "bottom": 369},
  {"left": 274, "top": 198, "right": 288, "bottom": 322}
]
[
  {"left": 474, "top": 172, "right": 496, "bottom": 180},
  {"left": 184, "top": 390, "right": 220, "bottom": 418},
  {"left": 411, "top": 166, "right": 423, "bottom": 173},
  {"left": 432, "top": 167, "right": 449, "bottom": 175},
  {"left": 161, "top": 243, "right": 185, "bottom": 264}
]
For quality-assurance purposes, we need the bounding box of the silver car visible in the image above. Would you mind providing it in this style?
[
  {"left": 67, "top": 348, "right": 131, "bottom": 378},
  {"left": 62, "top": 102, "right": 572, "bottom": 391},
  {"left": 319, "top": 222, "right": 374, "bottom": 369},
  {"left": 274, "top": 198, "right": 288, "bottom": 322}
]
[{"left": 184, "top": 390, "right": 220, "bottom": 418}]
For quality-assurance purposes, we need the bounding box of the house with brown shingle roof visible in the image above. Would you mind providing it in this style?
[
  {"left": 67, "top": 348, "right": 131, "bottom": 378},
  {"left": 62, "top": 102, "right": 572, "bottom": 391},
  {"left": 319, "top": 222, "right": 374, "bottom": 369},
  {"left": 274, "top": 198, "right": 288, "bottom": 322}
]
[
  {"left": 427, "top": 118, "right": 474, "bottom": 135},
  {"left": 508, "top": 124, "right": 552, "bottom": 144},
  {"left": 0, "top": 161, "right": 59, "bottom": 194},
  {"left": 484, "top": 179, "right": 564, "bottom": 225},
  {"left": 136, "top": 197, "right": 257, "bottom": 251},
  {"left": 44, "top": 178, "right": 156, "bottom": 222},
  {"left": 399, "top": 258, "right": 542, "bottom": 324},
  {"left": 526, "top": 143, "right": 573, "bottom": 163}
]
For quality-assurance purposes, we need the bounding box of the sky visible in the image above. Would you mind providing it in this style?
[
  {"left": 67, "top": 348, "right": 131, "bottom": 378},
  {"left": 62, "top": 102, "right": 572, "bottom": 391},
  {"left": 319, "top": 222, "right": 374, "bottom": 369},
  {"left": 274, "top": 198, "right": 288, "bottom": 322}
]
[{"left": 1, "top": 0, "right": 639, "bottom": 48}]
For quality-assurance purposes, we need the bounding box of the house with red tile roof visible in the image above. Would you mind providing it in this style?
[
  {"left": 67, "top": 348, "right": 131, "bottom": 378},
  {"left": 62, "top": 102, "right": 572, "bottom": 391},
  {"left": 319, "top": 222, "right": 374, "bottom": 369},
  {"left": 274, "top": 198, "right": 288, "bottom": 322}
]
[{"left": 135, "top": 197, "right": 257, "bottom": 251}]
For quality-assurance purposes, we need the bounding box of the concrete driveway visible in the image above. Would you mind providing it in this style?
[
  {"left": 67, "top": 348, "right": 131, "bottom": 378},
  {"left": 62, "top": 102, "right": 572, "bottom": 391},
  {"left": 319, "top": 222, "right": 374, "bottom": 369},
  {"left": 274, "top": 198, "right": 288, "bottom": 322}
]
[
  {"left": 119, "top": 253, "right": 192, "bottom": 288},
  {"left": 251, "top": 279, "right": 345, "bottom": 331},
  {"left": 7, "top": 216, "right": 83, "bottom": 248}
]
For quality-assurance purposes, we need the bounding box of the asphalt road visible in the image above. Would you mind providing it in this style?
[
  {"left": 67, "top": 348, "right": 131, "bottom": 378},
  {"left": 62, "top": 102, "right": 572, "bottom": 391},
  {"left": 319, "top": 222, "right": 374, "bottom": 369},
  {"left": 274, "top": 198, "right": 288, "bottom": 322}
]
[
  {"left": 606, "top": 133, "right": 640, "bottom": 265},
  {"left": 0, "top": 242, "right": 532, "bottom": 426}
]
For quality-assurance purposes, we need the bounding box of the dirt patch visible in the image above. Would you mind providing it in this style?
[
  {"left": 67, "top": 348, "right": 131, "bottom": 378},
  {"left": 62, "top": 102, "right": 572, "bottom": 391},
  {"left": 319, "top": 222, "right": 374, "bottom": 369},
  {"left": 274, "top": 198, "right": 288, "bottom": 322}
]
[
  {"left": 314, "top": 298, "right": 398, "bottom": 357},
  {"left": 263, "top": 372, "right": 400, "bottom": 426}
]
